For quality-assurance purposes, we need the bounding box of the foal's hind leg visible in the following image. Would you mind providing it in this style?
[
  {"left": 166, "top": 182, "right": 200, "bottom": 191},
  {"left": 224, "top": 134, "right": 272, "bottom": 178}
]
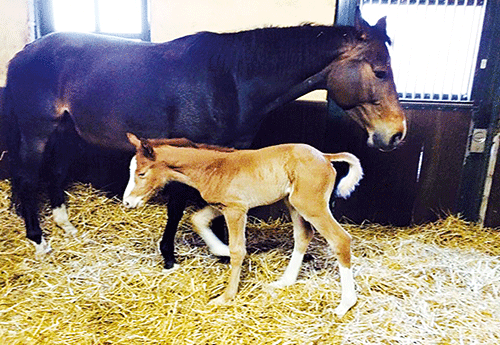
[
  {"left": 270, "top": 200, "right": 313, "bottom": 289},
  {"left": 191, "top": 206, "right": 229, "bottom": 257},
  {"left": 290, "top": 195, "right": 356, "bottom": 318}
]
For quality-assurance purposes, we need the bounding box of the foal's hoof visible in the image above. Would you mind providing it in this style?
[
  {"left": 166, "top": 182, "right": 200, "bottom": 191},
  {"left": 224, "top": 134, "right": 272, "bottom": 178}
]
[
  {"left": 34, "top": 238, "right": 52, "bottom": 258},
  {"left": 209, "top": 295, "right": 229, "bottom": 306},
  {"left": 333, "top": 296, "right": 357, "bottom": 318}
]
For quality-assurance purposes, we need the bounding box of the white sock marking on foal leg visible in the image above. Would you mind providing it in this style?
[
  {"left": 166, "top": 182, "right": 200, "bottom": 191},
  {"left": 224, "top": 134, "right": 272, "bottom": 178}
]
[
  {"left": 191, "top": 207, "right": 229, "bottom": 257},
  {"left": 52, "top": 204, "right": 77, "bottom": 236},
  {"left": 270, "top": 248, "right": 305, "bottom": 289},
  {"left": 334, "top": 265, "right": 357, "bottom": 318}
]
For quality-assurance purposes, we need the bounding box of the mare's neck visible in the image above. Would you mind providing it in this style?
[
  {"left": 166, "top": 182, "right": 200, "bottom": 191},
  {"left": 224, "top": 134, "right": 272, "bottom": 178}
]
[{"left": 225, "top": 25, "right": 352, "bottom": 110}]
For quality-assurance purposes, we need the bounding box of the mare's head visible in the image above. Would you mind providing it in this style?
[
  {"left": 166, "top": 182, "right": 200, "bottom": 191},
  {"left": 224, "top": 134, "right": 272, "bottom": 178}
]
[
  {"left": 123, "top": 133, "right": 174, "bottom": 208},
  {"left": 327, "top": 9, "right": 406, "bottom": 151}
]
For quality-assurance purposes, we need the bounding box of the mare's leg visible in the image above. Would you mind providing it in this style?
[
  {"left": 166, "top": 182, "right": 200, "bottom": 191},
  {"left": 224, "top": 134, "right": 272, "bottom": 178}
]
[
  {"left": 17, "top": 136, "right": 52, "bottom": 256},
  {"left": 289, "top": 194, "right": 356, "bottom": 318},
  {"left": 191, "top": 206, "right": 229, "bottom": 257},
  {"left": 270, "top": 200, "right": 314, "bottom": 289},
  {"left": 159, "top": 182, "right": 189, "bottom": 269},
  {"left": 210, "top": 206, "right": 248, "bottom": 305},
  {"left": 211, "top": 216, "right": 228, "bottom": 245},
  {"left": 46, "top": 124, "right": 79, "bottom": 236}
]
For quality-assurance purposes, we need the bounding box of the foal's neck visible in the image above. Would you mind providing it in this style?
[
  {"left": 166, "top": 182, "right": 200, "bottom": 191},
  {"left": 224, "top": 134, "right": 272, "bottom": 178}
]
[{"left": 159, "top": 145, "right": 229, "bottom": 186}]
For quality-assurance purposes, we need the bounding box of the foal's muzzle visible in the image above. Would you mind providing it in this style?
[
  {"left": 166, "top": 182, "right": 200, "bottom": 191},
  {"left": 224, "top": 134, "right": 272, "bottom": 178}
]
[{"left": 123, "top": 196, "right": 144, "bottom": 208}]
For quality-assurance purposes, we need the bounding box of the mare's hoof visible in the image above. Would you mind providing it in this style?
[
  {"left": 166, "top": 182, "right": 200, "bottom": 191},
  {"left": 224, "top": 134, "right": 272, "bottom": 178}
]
[
  {"left": 62, "top": 224, "right": 78, "bottom": 236},
  {"left": 161, "top": 264, "right": 180, "bottom": 273},
  {"left": 164, "top": 260, "right": 178, "bottom": 270},
  {"left": 34, "top": 237, "right": 52, "bottom": 258},
  {"left": 216, "top": 256, "right": 230, "bottom": 264}
]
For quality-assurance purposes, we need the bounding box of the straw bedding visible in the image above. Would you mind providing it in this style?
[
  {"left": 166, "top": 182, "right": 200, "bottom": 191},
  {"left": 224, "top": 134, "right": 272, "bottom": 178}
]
[{"left": 0, "top": 180, "right": 499, "bottom": 344}]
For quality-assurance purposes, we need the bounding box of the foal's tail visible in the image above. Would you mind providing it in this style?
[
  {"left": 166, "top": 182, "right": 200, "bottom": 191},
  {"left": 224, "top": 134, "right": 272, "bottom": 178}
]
[{"left": 324, "top": 153, "right": 363, "bottom": 199}]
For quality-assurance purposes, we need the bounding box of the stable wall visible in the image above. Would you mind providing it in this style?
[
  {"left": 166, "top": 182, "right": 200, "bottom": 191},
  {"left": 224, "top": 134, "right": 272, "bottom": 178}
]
[{"left": 0, "top": 0, "right": 31, "bottom": 86}]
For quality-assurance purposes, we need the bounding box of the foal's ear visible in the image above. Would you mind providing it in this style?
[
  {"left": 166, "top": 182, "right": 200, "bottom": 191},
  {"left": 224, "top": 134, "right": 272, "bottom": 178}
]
[
  {"left": 140, "top": 139, "right": 156, "bottom": 161},
  {"left": 127, "top": 133, "right": 142, "bottom": 149}
]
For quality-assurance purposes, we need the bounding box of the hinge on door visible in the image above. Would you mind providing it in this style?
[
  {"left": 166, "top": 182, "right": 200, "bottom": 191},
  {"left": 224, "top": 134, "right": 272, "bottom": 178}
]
[{"left": 470, "top": 128, "right": 488, "bottom": 153}]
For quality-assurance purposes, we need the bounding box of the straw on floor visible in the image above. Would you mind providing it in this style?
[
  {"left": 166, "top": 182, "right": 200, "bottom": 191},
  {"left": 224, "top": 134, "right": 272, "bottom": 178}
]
[{"left": 1, "top": 180, "right": 499, "bottom": 344}]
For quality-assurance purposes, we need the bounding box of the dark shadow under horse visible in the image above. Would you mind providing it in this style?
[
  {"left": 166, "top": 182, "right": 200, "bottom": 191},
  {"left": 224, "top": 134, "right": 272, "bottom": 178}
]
[{"left": 2, "top": 10, "right": 405, "bottom": 268}]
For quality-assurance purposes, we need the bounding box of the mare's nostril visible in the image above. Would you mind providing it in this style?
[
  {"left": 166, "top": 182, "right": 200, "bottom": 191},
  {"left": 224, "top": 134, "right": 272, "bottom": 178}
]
[{"left": 390, "top": 132, "right": 403, "bottom": 146}]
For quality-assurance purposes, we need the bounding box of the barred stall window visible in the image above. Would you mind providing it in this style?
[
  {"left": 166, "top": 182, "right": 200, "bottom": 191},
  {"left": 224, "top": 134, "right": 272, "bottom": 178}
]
[{"left": 360, "top": 0, "right": 487, "bottom": 102}]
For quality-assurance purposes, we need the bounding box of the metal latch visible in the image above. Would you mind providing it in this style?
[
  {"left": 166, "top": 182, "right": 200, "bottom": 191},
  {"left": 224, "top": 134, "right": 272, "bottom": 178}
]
[{"left": 470, "top": 129, "right": 488, "bottom": 153}]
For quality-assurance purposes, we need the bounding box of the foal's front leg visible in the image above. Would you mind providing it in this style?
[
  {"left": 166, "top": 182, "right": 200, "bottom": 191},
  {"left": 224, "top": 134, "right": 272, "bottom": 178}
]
[{"left": 210, "top": 206, "right": 247, "bottom": 305}]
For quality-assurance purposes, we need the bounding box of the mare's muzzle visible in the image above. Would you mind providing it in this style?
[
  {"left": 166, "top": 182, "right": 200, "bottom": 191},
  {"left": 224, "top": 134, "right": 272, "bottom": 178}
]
[{"left": 369, "top": 130, "right": 405, "bottom": 152}]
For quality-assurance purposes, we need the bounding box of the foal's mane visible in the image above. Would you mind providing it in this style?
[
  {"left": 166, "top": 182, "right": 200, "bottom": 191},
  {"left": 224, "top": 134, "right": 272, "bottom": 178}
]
[{"left": 147, "top": 138, "right": 236, "bottom": 153}]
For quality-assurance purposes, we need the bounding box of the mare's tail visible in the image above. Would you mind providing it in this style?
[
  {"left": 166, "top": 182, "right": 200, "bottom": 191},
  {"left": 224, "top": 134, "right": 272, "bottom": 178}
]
[{"left": 324, "top": 152, "right": 363, "bottom": 199}]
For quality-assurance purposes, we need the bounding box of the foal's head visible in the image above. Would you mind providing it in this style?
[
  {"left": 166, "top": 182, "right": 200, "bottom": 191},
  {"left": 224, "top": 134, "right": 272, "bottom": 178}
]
[
  {"left": 327, "top": 9, "right": 406, "bottom": 151},
  {"left": 123, "top": 133, "right": 177, "bottom": 208}
]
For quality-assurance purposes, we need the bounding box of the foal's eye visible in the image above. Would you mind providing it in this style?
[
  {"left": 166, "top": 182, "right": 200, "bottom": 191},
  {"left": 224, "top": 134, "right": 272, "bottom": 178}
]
[
  {"left": 138, "top": 172, "right": 146, "bottom": 178},
  {"left": 374, "top": 70, "right": 387, "bottom": 79}
]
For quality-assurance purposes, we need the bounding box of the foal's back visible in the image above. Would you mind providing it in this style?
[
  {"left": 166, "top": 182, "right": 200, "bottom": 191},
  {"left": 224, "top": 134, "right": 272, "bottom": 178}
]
[{"left": 207, "top": 144, "right": 335, "bottom": 208}]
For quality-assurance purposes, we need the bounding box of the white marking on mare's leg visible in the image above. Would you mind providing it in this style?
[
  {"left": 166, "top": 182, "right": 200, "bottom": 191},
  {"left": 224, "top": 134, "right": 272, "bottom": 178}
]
[
  {"left": 34, "top": 237, "right": 52, "bottom": 257},
  {"left": 191, "top": 207, "right": 229, "bottom": 257},
  {"left": 52, "top": 204, "right": 77, "bottom": 236},
  {"left": 334, "top": 264, "right": 357, "bottom": 318}
]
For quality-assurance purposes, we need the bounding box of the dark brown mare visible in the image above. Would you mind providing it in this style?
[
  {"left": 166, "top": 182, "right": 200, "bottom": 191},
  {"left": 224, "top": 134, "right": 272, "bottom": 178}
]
[{"left": 2, "top": 9, "right": 405, "bottom": 267}]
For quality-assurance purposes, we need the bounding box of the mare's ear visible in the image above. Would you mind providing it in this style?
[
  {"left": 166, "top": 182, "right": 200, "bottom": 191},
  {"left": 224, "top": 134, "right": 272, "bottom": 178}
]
[
  {"left": 127, "top": 133, "right": 142, "bottom": 149},
  {"left": 140, "top": 139, "right": 156, "bottom": 161},
  {"left": 374, "top": 16, "right": 387, "bottom": 35},
  {"left": 354, "top": 6, "right": 370, "bottom": 40}
]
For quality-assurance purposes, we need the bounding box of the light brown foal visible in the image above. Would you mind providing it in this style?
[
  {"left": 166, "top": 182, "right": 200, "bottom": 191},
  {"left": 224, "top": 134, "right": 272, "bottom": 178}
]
[{"left": 123, "top": 133, "right": 363, "bottom": 317}]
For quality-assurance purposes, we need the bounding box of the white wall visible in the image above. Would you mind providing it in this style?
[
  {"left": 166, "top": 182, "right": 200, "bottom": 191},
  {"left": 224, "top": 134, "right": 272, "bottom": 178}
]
[
  {"left": 0, "top": 0, "right": 31, "bottom": 86},
  {"left": 151, "top": 0, "right": 335, "bottom": 42},
  {"left": 150, "top": 0, "right": 335, "bottom": 101}
]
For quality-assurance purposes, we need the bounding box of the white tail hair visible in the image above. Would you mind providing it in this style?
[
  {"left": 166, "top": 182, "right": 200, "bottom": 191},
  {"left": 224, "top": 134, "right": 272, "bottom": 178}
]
[{"left": 325, "top": 153, "right": 363, "bottom": 199}]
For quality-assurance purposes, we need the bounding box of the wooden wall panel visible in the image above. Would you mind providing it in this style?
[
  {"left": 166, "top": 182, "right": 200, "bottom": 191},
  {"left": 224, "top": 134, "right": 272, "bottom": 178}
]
[
  {"left": 411, "top": 108, "right": 472, "bottom": 223},
  {"left": 253, "top": 101, "right": 474, "bottom": 226},
  {"left": 484, "top": 141, "right": 500, "bottom": 228}
]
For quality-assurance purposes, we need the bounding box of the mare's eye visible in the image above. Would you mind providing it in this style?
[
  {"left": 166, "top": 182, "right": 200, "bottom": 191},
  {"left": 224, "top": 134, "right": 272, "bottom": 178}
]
[
  {"left": 374, "top": 70, "right": 387, "bottom": 79},
  {"left": 138, "top": 172, "right": 146, "bottom": 178}
]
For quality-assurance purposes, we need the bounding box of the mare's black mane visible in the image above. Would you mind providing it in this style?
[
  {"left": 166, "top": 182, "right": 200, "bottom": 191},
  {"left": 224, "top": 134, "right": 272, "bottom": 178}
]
[{"left": 184, "top": 24, "right": 357, "bottom": 79}]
